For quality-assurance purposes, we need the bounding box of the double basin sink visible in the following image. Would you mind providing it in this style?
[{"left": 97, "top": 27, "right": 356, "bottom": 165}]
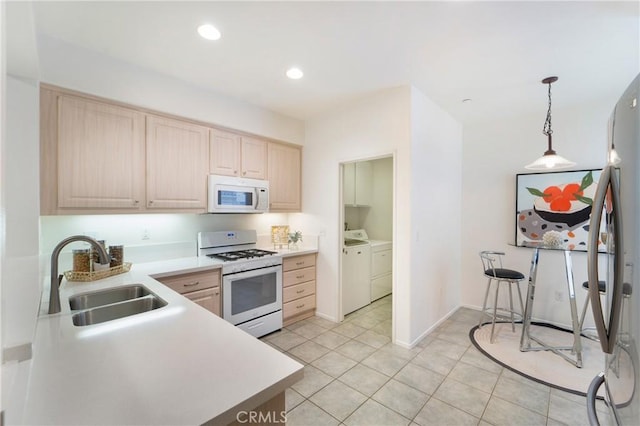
[{"left": 69, "top": 284, "right": 167, "bottom": 326}]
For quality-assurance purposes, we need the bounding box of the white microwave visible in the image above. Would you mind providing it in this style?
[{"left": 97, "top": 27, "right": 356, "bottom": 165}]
[{"left": 207, "top": 175, "right": 269, "bottom": 213}]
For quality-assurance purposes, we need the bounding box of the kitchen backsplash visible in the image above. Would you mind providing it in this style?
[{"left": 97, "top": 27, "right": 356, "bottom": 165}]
[{"left": 39, "top": 213, "right": 316, "bottom": 272}]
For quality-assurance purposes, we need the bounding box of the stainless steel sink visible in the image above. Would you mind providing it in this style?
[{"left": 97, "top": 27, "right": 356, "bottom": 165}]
[
  {"left": 69, "top": 285, "right": 153, "bottom": 310},
  {"left": 72, "top": 296, "right": 167, "bottom": 326},
  {"left": 69, "top": 284, "right": 167, "bottom": 327}
]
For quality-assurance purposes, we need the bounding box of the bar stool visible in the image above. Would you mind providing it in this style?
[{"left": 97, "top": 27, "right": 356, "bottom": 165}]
[
  {"left": 478, "top": 251, "right": 526, "bottom": 343},
  {"left": 578, "top": 280, "right": 606, "bottom": 339},
  {"left": 579, "top": 280, "right": 632, "bottom": 339}
]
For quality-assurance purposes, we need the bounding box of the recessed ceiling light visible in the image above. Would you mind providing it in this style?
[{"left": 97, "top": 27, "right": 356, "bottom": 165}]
[
  {"left": 197, "top": 24, "right": 221, "bottom": 41},
  {"left": 286, "top": 67, "right": 304, "bottom": 80}
]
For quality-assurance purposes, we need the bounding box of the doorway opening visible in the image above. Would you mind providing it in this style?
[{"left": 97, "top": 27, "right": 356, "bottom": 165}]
[{"left": 339, "top": 154, "right": 395, "bottom": 341}]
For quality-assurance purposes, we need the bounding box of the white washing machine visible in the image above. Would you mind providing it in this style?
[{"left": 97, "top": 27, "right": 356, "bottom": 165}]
[
  {"left": 344, "top": 230, "right": 393, "bottom": 302},
  {"left": 342, "top": 232, "right": 371, "bottom": 315}
]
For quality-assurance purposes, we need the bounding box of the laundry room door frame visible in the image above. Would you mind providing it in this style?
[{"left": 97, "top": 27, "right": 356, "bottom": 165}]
[{"left": 338, "top": 152, "right": 396, "bottom": 343}]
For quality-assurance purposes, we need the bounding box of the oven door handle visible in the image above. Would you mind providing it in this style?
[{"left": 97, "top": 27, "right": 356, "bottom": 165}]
[{"left": 222, "top": 264, "right": 282, "bottom": 279}]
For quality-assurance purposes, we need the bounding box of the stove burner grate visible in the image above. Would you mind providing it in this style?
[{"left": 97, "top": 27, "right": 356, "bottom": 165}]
[{"left": 207, "top": 248, "right": 278, "bottom": 262}]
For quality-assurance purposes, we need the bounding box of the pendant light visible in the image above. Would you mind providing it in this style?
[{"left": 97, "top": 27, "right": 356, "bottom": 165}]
[{"left": 525, "top": 76, "right": 576, "bottom": 170}]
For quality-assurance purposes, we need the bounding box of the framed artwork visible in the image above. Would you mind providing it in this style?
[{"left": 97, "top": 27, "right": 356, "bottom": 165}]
[
  {"left": 515, "top": 169, "right": 605, "bottom": 252},
  {"left": 271, "top": 225, "right": 289, "bottom": 249}
]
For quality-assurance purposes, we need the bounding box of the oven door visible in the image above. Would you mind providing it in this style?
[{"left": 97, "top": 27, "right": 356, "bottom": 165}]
[{"left": 222, "top": 265, "right": 282, "bottom": 325}]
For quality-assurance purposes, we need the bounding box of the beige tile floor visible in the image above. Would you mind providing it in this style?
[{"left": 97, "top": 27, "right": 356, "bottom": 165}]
[{"left": 261, "top": 296, "right": 611, "bottom": 426}]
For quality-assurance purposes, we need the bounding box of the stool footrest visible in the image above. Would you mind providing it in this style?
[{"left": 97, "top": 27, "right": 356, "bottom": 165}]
[{"left": 479, "top": 308, "right": 523, "bottom": 323}]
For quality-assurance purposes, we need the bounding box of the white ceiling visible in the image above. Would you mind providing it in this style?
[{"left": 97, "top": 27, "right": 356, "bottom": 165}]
[{"left": 10, "top": 1, "right": 640, "bottom": 125}]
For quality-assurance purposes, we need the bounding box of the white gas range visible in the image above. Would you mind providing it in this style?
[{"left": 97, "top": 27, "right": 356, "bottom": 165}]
[{"left": 198, "top": 230, "right": 283, "bottom": 338}]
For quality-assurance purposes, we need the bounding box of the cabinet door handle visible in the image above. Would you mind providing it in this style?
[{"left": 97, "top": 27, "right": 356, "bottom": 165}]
[
  {"left": 214, "top": 290, "right": 220, "bottom": 296},
  {"left": 296, "top": 304, "right": 305, "bottom": 309},
  {"left": 134, "top": 200, "right": 139, "bottom": 205},
  {"left": 183, "top": 281, "right": 200, "bottom": 287},
  {"left": 148, "top": 200, "right": 154, "bottom": 205},
  {"left": 296, "top": 289, "right": 305, "bottom": 294},
  {"left": 296, "top": 275, "right": 305, "bottom": 279},
  {"left": 243, "top": 171, "right": 247, "bottom": 176},
  {"left": 296, "top": 261, "right": 304, "bottom": 266}
]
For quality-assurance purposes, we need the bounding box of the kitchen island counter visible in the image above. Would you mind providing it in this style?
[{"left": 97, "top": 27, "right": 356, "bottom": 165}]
[{"left": 13, "top": 262, "right": 303, "bottom": 425}]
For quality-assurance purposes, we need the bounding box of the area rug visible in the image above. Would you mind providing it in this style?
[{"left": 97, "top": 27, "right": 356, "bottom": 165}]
[{"left": 469, "top": 322, "right": 605, "bottom": 397}]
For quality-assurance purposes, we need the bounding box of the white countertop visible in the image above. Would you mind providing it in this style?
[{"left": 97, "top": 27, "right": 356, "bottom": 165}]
[{"left": 12, "top": 248, "right": 318, "bottom": 425}]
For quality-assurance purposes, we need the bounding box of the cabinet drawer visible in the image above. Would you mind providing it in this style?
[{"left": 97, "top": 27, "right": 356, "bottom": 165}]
[
  {"left": 283, "top": 294, "right": 316, "bottom": 319},
  {"left": 283, "top": 266, "right": 316, "bottom": 287},
  {"left": 184, "top": 287, "right": 221, "bottom": 316},
  {"left": 155, "top": 269, "right": 221, "bottom": 295},
  {"left": 283, "top": 254, "right": 316, "bottom": 272},
  {"left": 372, "top": 249, "right": 392, "bottom": 277},
  {"left": 283, "top": 281, "right": 316, "bottom": 303}
]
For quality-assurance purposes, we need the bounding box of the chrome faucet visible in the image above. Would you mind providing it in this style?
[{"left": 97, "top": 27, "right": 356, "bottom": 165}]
[{"left": 49, "top": 235, "right": 110, "bottom": 314}]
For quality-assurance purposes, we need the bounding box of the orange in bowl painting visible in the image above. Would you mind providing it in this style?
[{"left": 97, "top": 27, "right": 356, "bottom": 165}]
[
  {"left": 528, "top": 171, "right": 596, "bottom": 228},
  {"left": 516, "top": 170, "right": 604, "bottom": 251}
]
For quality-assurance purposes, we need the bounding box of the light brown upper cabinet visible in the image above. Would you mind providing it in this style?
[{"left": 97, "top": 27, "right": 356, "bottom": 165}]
[
  {"left": 146, "top": 115, "right": 209, "bottom": 209},
  {"left": 46, "top": 92, "right": 146, "bottom": 212},
  {"left": 210, "top": 129, "right": 267, "bottom": 179},
  {"left": 41, "top": 85, "right": 302, "bottom": 215},
  {"left": 267, "top": 142, "right": 302, "bottom": 212},
  {"left": 343, "top": 161, "right": 372, "bottom": 207}
]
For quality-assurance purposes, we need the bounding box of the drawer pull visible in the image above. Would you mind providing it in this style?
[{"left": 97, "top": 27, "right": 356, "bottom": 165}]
[
  {"left": 296, "top": 275, "right": 305, "bottom": 279},
  {"left": 296, "top": 289, "right": 305, "bottom": 294},
  {"left": 183, "top": 281, "right": 200, "bottom": 287},
  {"left": 296, "top": 262, "right": 304, "bottom": 266},
  {"left": 296, "top": 304, "right": 305, "bottom": 309}
]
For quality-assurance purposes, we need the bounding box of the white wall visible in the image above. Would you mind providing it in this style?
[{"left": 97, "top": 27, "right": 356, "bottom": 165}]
[
  {"left": 295, "top": 86, "right": 412, "bottom": 343},
  {"left": 295, "top": 85, "right": 462, "bottom": 347},
  {"left": 409, "top": 87, "right": 462, "bottom": 341},
  {"left": 460, "top": 98, "right": 614, "bottom": 328},
  {"left": 2, "top": 76, "right": 40, "bottom": 355},
  {"left": 37, "top": 35, "right": 304, "bottom": 145}
]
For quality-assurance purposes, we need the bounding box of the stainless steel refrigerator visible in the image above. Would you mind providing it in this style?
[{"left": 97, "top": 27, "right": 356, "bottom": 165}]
[{"left": 586, "top": 73, "right": 639, "bottom": 425}]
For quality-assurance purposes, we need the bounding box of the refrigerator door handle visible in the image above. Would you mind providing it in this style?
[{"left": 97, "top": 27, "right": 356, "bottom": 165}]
[
  {"left": 609, "top": 166, "right": 625, "bottom": 352},
  {"left": 588, "top": 167, "right": 610, "bottom": 351},
  {"left": 587, "top": 166, "right": 624, "bottom": 354},
  {"left": 587, "top": 372, "right": 605, "bottom": 426}
]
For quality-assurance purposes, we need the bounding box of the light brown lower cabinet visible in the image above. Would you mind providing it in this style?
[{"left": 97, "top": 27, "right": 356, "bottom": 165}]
[
  {"left": 183, "top": 287, "right": 221, "bottom": 317},
  {"left": 154, "top": 269, "right": 221, "bottom": 317},
  {"left": 282, "top": 254, "right": 317, "bottom": 326}
]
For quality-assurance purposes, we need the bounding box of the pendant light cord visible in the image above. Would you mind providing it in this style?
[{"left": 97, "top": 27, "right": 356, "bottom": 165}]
[
  {"left": 543, "top": 81, "right": 553, "bottom": 137},
  {"left": 525, "top": 75, "right": 575, "bottom": 169}
]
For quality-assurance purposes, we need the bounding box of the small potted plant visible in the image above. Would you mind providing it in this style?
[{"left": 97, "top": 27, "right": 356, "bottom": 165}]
[{"left": 288, "top": 231, "right": 303, "bottom": 250}]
